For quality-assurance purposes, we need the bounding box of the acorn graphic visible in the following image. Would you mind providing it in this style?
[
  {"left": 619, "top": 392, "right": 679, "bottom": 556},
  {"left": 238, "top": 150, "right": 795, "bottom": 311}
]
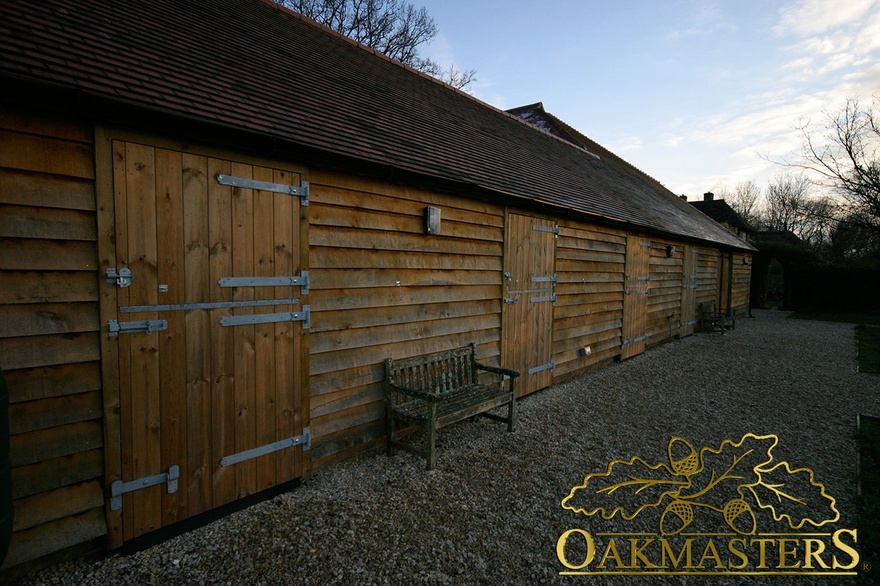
[
  {"left": 668, "top": 438, "right": 699, "bottom": 477},
  {"left": 723, "top": 498, "right": 757, "bottom": 535},
  {"left": 660, "top": 500, "right": 694, "bottom": 535}
]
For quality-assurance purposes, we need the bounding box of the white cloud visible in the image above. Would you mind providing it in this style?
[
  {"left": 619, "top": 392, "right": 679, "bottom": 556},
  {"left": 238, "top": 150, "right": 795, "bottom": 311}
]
[
  {"left": 615, "top": 136, "right": 643, "bottom": 152},
  {"left": 855, "top": 9, "right": 880, "bottom": 53},
  {"left": 422, "top": 32, "right": 456, "bottom": 67},
  {"left": 773, "top": 0, "right": 876, "bottom": 37},
  {"left": 781, "top": 56, "right": 814, "bottom": 71},
  {"left": 772, "top": 0, "right": 880, "bottom": 82},
  {"left": 665, "top": 3, "right": 737, "bottom": 42}
]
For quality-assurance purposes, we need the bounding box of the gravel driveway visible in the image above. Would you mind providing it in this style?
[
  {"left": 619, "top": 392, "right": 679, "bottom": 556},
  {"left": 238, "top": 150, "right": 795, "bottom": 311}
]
[{"left": 13, "top": 309, "right": 880, "bottom": 585}]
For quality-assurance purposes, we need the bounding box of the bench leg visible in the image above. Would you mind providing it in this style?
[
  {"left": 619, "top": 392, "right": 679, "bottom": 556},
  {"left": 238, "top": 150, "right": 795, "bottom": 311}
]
[
  {"left": 426, "top": 422, "right": 437, "bottom": 471},
  {"left": 507, "top": 397, "right": 516, "bottom": 432},
  {"left": 386, "top": 407, "right": 394, "bottom": 457}
]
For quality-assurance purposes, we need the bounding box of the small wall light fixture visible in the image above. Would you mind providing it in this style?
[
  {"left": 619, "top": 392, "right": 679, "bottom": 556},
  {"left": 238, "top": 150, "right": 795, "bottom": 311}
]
[
  {"left": 743, "top": 256, "right": 751, "bottom": 265},
  {"left": 425, "top": 206, "right": 441, "bottom": 234},
  {"left": 666, "top": 245, "right": 675, "bottom": 258}
]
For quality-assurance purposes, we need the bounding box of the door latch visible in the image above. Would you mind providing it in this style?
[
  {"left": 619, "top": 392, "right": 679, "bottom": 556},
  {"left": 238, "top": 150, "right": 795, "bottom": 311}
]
[{"left": 106, "top": 267, "right": 133, "bottom": 288}]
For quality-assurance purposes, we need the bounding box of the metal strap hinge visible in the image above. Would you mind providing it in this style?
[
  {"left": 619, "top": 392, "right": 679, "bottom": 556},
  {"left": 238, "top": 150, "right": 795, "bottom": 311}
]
[
  {"left": 528, "top": 361, "right": 555, "bottom": 375},
  {"left": 216, "top": 175, "right": 309, "bottom": 206},
  {"left": 220, "top": 305, "right": 310, "bottom": 329},
  {"left": 530, "top": 293, "right": 557, "bottom": 303},
  {"left": 532, "top": 224, "right": 560, "bottom": 235},
  {"left": 108, "top": 319, "right": 168, "bottom": 337},
  {"left": 219, "top": 428, "right": 311, "bottom": 467},
  {"left": 110, "top": 465, "right": 179, "bottom": 511},
  {"left": 504, "top": 297, "right": 519, "bottom": 304},
  {"left": 640, "top": 241, "right": 653, "bottom": 248},
  {"left": 219, "top": 271, "right": 309, "bottom": 294},
  {"left": 121, "top": 298, "right": 299, "bottom": 313},
  {"left": 531, "top": 274, "right": 558, "bottom": 284},
  {"left": 106, "top": 267, "right": 133, "bottom": 288}
]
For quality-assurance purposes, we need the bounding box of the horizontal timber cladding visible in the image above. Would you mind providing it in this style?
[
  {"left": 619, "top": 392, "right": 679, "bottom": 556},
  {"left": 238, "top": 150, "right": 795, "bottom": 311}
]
[
  {"left": 0, "top": 107, "right": 106, "bottom": 570},
  {"left": 731, "top": 252, "right": 752, "bottom": 316},
  {"left": 645, "top": 239, "right": 685, "bottom": 347},
  {"left": 696, "top": 248, "right": 721, "bottom": 306},
  {"left": 552, "top": 221, "right": 627, "bottom": 380},
  {"left": 307, "top": 171, "right": 506, "bottom": 466}
]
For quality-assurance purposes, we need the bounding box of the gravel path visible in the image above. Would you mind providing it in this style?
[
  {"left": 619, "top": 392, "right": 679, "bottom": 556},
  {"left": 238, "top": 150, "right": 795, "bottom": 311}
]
[{"left": 13, "top": 310, "right": 880, "bottom": 585}]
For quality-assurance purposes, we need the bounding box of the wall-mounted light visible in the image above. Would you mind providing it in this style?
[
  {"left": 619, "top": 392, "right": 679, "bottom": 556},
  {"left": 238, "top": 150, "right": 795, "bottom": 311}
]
[
  {"left": 666, "top": 245, "right": 675, "bottom": 258},
  {"left": 425, "top": 206, "right": 441, "bottom": 234},
  {"left": 743, "top": 256, "right": 751, "bottom": 265}
]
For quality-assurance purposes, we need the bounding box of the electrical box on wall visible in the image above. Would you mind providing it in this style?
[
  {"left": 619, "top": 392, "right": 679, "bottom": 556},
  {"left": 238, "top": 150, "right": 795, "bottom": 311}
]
[
  {"left": 425, "top": 206, "right": 441, "bottom": 234},
  {"left": 578, "top": 346, "right": 592, "bottom": 357}
]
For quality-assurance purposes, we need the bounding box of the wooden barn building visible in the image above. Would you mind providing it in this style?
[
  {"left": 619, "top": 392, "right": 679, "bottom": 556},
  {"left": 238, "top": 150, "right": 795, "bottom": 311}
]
[{"left": 0, "top": 0, "right": 754, "bottom": 571}]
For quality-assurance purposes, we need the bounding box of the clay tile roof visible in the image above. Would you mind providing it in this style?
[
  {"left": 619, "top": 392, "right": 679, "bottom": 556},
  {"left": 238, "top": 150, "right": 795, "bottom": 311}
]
[
  {"left": 690, "top": 199, "right": 752, "bottom": 231},
  {"left": 0, "top": 0, "right": 752, "bottom": 251}
]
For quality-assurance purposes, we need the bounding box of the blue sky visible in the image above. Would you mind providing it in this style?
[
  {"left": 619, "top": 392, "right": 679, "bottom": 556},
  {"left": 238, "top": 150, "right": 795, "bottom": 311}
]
[{"left": 418, "top": 0, "right": 880, "bottom": 200}]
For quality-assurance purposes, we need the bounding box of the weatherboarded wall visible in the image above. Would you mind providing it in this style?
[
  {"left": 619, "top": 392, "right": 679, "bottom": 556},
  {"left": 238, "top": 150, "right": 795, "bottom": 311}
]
[
  {"left": 0, "top": 107, "right": 106, "bottom": 569},
  {"left": 306, "top": 172, "right": 506, "bottom": 467},
  {"left": 0, "top": 104, "right": 752, "bottom": 571},
  {"left": 552, "top": 222, "right": 626, "bottom": 379},
  {"left": 645, "top": 238, "right": 685, "bottom": 347},
  {"left": 697, "top": 248, "right": 722, "bottom": 307},
  {"left": 305, "top": 178, "right": 752, "bottom": 467},
  {"left": 731, "top": 251, "right": 752, "bottom": 315}
]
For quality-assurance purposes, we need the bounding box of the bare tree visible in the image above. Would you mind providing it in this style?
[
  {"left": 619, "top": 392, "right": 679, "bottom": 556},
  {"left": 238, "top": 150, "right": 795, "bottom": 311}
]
[
  {"left": 761, "top": 173, "right": 836, "bottom": 247},
  {"left": 827, "top": 213, "right": 880, "bottom": 264},
  {"left": 716, "top": 180, "right": 762, "bottom": 227},
  {"left": 276, "top": 0, "right": 476, "bottom": 90},
  {"left": 416, "top": 59, "right": 476, "bottom": 91},
  {"left": 795, "top": 95, "right": 880, "bottom": 234}
]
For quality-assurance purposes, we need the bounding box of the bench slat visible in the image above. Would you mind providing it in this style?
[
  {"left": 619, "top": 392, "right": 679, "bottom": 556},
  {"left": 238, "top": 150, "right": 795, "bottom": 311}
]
[
  {"left": 385, "top": 343, "right": 519, "bottom": 469},
  {"left": 391, "top": 384, "right": 510, "bottom": 425}
]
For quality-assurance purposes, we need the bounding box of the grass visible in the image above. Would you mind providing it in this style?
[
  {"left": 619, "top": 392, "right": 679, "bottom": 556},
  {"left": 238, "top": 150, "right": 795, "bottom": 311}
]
[
  {"left": 856, "top": 326, "right": 880, "bottom": 375},
  {"left": 857, "top": 415, "right": 880, "bottom": 582}
]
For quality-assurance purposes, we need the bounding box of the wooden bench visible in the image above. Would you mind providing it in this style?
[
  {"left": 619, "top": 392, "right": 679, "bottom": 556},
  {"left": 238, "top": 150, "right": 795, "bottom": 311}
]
[
  {"left": 385, "top": 343, "right": 520, "bottom": 470},
  {"left": 700, "top": 301, "right": 735, "bottom": 334}
]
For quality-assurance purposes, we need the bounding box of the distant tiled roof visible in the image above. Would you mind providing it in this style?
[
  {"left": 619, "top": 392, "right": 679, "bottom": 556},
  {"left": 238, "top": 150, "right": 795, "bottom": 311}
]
[
  {"left": 508, "top": 102, "right": 659, "bottom": 185},
  {"left": 752, "top": 230, "right": 803, "bottom": 246},
  {"left": 690, "top": 199, "right": 752, "bottom": 231},
  {"left": 0, "top": 0, "right": 752, "bottom": 251}
]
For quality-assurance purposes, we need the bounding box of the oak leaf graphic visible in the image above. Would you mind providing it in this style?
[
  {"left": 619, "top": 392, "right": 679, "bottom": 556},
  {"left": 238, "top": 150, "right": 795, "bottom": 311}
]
[
  {"left": 561, "top": 454, "right": 688, "bottom": 521},
  {"left": 562, "top": 433, "right": 840, "bottom": 535},
  {"left": 675, "top": 434, "right": 777, "bottom": 511},
  {"left": 746, "top": 461, "right": 840, "bottom": 529}
]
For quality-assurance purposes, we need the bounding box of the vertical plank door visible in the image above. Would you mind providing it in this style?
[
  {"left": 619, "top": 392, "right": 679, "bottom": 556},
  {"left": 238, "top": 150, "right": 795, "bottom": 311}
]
[
  {"left": 620, "top": 234, "right": 651, "bottom": 360},
  {"left": 680, "top": 245, "right": 698, "bottom": 337},
  {"left": 502, "top": 214, "right": 557, "bottom": 397},
  {"left": 107, "top": 141, "right": 308, "bottom": 542}
]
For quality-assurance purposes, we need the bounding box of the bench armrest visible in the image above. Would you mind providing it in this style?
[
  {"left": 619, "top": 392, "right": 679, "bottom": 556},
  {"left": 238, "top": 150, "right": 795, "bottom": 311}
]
[
  {"left": 387, "top": 382, "right": 442, "bottom": 403},
  {"left": 474, "top": 362, "right": 520, "bottom": 379}
]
